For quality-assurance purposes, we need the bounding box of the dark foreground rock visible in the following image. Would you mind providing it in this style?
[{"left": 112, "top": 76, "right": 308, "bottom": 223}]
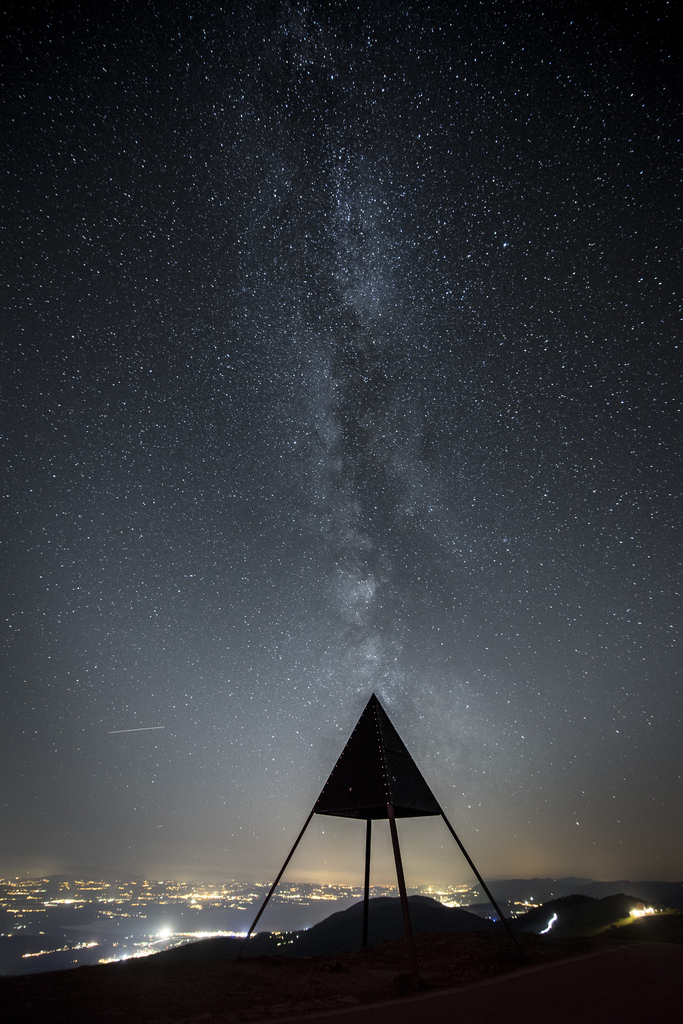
[
  {"left": 4, "top": 912, "right": 680, "bottom": 1023},
  {"left": 1, "top": 931, "right": 591, "bottom": 1023}
]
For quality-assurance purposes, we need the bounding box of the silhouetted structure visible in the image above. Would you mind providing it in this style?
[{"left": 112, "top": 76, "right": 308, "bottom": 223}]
[{"left": 242, "top": 693, "right": 520, "bottom": 987}]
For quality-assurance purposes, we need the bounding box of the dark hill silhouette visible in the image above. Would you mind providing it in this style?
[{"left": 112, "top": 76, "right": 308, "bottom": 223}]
[
  {"left": 155, "top": 893, "right": 681, "bottom": 965},
  {"left": 291, "top": 895, "right": 494, "bottom": 956},
  {"left": 553, "top": 893, "right": 648, "bottom": 937},
  {"left": 512, "top": 893, "right": 676, "bottom": 938},
  {"left": 154, "top": 895, "right": 495, "bottom": 964},
  {"left": 513, "top": 894, "right": 596, "bottom": 932}
]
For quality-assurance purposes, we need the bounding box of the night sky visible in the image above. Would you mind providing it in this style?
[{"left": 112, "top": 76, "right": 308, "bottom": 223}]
[{"left": 2, "top": 2, "right": 681, "bottom": 887}]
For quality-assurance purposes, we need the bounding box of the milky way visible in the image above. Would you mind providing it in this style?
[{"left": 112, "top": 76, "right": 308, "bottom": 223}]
[{"left": 2, "top": 3, "right": 681, "bottom": 884}]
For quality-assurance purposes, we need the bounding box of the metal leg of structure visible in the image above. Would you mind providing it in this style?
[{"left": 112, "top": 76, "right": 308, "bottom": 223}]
[
  {"left": 387, "top": 803, "right": 420, "bottom": 991},
  {"left": 439, "top": 810, "right": 524, "bottom": 956},
  {"left": 362, "top": 818, "right": 372, "bottom": 948},
  {"left": 237, "top": 808, "right": 315, "bottom": 959}
]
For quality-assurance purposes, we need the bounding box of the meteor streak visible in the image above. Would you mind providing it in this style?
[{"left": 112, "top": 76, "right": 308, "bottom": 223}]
[{"left": 108, "top": 726, "right": 165, "bottom": 734}]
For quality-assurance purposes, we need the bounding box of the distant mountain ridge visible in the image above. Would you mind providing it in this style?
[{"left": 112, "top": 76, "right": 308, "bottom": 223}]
[{"left": 484, "top": 878, "right": 683, "bottom": 908}]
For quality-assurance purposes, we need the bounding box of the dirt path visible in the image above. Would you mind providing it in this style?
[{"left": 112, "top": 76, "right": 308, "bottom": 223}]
[{"left": 273, "top": 943, "right": 683, "bottom": 1024}]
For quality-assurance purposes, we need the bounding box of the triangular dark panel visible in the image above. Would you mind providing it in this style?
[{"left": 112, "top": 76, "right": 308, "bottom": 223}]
[{"left": 314, "top": 694, "right": 442, "bottom": 820}]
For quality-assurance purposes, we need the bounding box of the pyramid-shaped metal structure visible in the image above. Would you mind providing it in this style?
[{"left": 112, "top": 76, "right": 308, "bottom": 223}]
[
  {"left": 314, "top": 693, "right": 442, "bottom": 819},
  {"left": 241, "top": 692, "right": 522, "bottom": 983}
]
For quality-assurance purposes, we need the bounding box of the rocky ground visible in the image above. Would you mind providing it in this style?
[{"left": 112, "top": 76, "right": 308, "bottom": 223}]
[{"left": 1, "top": 931, "right": 594, "bottom": 1023}]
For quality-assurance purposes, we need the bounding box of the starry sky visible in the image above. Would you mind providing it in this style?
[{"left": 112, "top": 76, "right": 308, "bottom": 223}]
[{"left": 2, "top": 2, "right": 681, "bottom": 887}]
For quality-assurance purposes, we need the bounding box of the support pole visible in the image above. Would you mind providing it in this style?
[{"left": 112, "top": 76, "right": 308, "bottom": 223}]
[
  {"left": 238, "top": 808, "right": 315, "bottom": 958},
  {"left": 440, "top": 810, "right": 524, "bottom": 955},
  {"left": 387, "top": 803, "right": 420, "bottom": 991},
  {"left": 362, "top": 817, "right": 372, "bottom": 948}
]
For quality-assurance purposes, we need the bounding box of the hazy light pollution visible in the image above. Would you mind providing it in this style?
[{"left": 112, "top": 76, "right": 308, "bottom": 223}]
[{"left": 2, "top": 1, "right": 681, "bottom": 885}]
